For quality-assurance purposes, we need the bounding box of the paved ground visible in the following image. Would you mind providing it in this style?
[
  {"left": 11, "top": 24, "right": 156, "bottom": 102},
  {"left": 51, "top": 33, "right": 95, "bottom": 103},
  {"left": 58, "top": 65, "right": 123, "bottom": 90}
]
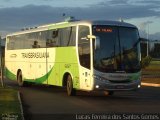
[
  {"left": 142, "top": 76, "right": 160, "bottom": 87},
  {"left": 142, "top": 77, "right": 160, "bottom": 84},
  {"left": 4, "top": 78, "right": 160, "bottom": 120}
]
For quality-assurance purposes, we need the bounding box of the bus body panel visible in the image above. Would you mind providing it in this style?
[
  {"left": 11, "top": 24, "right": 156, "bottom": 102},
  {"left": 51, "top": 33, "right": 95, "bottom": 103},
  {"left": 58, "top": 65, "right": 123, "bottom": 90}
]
[
  {"left": 5, "top": 20, "right": 141, "bottom": 93},
  {"left": 93, "top": 70, "right": 141, "bottom": 91},
  {"left": 5, "top": 48, "right": 52, "bottom": 83},
  {"left": 5, "top": 47, "right": 81, "bottom": 89}
]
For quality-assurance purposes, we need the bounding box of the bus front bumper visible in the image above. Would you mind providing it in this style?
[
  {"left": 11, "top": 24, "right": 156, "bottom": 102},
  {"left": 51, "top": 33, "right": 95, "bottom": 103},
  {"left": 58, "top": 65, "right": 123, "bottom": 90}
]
[{"left": 94, "top": 78, "right": 141, "bottom": 91}]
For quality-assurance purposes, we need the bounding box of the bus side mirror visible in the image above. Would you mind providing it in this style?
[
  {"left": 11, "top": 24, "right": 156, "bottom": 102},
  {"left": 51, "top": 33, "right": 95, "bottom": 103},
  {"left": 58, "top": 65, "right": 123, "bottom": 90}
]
[
  {"left": 95, "top": 36, "right": 100, "bottom": 50},
  {"left": 87, "top": 35, "right": 100, "bottom": 50},
  {"left": 139, "top": 38, "right": 143, "bottom": 43}
]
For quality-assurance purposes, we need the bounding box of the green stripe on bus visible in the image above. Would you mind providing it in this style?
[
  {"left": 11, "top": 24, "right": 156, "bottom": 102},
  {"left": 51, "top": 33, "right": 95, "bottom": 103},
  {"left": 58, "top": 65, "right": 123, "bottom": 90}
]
[
  {"left": 5, "top": 67, "right": 53, "bottom": 84},
  {"left": 130, "top": 72, "right": 141, "bottom": 80},
  {"left": 5, "top": 68, "right": 17, "bottom": 80},
  {"left": 34, "top": 67, "right": 53, "bottom": 83}
]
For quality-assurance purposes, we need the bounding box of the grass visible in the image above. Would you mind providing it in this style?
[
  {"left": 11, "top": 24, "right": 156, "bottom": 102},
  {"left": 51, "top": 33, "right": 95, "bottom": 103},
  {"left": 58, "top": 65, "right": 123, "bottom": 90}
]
[
  {"left": 146, "top": 60, "right": 160, "bottom": 69},
  {"left": 142, "top": 60, "right": 160, "bottom": 75},
  {"left": 142, "top": 68, "right": 160, "bottom": 75},
  {"left": 150, "top": 60, "right": 160, "bottom": 64},
  {"left": 0, "top": 87, "right": 23, "bottom": 120}
]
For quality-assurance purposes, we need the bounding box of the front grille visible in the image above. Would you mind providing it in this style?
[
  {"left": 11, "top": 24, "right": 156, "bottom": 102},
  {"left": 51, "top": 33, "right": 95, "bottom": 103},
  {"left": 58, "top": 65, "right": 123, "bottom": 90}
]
[{"left": 109, "top": 79, "right": 131, "bottom": 83}]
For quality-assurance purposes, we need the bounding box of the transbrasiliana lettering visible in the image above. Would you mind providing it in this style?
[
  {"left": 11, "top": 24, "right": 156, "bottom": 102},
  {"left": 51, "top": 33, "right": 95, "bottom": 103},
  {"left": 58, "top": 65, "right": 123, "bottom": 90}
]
[{"left": 21, "top": 52, "right": 49, "bottom": 58}]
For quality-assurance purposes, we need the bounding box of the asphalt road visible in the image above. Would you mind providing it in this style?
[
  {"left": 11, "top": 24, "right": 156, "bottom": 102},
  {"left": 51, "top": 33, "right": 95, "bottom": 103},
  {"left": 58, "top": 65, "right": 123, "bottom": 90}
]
[{"left": 4, "top": 79, "right": 160, "bottom": 120}]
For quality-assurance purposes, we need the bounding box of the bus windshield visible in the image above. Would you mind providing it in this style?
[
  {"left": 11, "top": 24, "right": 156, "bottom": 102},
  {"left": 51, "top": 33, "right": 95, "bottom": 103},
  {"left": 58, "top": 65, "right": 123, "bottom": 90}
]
[{"left": 93, "top": 25, "right": 140, "bottom": 73}]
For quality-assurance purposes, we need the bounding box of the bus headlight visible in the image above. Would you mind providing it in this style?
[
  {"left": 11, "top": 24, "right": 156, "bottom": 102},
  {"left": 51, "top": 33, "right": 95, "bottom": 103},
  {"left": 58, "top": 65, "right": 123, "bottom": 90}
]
[{"left": 95, "top": 85, "right": 99, "bottom": 88}]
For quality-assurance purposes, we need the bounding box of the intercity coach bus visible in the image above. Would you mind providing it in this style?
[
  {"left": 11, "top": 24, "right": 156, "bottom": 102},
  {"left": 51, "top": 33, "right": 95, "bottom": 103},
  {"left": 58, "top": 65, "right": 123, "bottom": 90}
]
[{"left": 5, "top": 19, "right": 141, "bottom": 96}]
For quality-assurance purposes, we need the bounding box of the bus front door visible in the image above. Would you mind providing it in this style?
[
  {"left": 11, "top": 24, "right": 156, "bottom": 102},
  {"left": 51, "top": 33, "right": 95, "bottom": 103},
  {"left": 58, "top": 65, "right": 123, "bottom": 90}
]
[{"left": 78, "top": 25, "right": 92, "bottom": 90}]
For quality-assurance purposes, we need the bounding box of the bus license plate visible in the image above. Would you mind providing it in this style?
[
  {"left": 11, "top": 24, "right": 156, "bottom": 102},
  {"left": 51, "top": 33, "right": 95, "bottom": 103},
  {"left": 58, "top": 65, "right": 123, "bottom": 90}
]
[{"left": 116, "top": 85, "right": 124, "bottom": 89}]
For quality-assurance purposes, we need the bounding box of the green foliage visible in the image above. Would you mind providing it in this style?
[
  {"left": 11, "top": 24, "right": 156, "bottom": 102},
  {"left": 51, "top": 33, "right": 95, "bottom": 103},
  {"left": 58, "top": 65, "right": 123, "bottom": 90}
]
[
  {"left": 0, "top": 87, "right": 23, "bottom": 120},
  {"left": 141, "top": 55, "right": 152, "bottom": 68}
]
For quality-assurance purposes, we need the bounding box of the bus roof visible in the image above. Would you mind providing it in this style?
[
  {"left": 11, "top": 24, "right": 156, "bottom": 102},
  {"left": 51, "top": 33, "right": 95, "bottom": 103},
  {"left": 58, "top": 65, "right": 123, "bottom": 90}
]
[
  {"left": 7, "top": 20, "right": 137, "bottom": 36},
  {"left": 72, "top": 20, "right": 137, "bottom": 28}
]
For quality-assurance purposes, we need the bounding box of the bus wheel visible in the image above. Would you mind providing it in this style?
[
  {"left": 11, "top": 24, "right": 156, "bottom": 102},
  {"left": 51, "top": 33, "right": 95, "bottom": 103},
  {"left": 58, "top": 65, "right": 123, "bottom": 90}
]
[
  {"left": 67, "top": 75, "right": 76, "bottom": 96},
  {"left": 17, "top": 71, "right": 24, "bottom": 87},
  {"left": 108, "top": 91, "right": 114, "bottom": 95}
]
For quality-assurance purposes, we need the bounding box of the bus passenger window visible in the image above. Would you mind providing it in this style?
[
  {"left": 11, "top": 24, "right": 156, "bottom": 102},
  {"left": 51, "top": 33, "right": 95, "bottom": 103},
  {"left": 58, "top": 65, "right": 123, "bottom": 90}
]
[
  {"left": 78, "top": 25, "right": 90, "bottom": 69},
  {"left": 47, "top": 30, "right": 59, "bottom": 47},
  {"left": 52, "top": 30, "right": 58, "bottom": 38},
  {"left": 46, "top": 39, "right": 57, "bottom": 47},
  {"left": 32, "top": 41, "right": 40, "bottom": 48}
]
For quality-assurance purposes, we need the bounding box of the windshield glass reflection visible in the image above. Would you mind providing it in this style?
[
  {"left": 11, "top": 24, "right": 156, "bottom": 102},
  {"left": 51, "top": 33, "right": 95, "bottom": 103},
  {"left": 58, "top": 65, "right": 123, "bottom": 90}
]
[{"left": 93, "top": 25, "right": 140, "bottom": 73}]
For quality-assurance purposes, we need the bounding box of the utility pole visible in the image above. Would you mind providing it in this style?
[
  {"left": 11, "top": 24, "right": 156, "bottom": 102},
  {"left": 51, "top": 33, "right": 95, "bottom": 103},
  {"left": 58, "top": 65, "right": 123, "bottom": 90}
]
[
  {"left": 0, "top": 35, "right": 4, "bottom": 87},
  {"left": 147, "top": 24, "right": 149, "bottom": 56}
]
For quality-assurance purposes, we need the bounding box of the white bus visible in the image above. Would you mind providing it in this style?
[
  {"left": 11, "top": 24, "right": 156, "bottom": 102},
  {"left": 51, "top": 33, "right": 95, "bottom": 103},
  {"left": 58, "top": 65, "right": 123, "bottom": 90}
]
[{"left": 5, "top": 19, "right": 141, "bottom": 96}]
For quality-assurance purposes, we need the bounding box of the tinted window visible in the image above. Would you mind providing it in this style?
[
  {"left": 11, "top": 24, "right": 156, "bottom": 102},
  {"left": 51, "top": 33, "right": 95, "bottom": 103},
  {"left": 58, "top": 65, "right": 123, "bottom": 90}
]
[
  {"left": 78, "top": 25, "right": 90, "bottom": 69},
  {"left": 93, "top": 25, "right": 140, "bottom": 73},
  {"left": 7, "top": 26, "right": 76, "bottom": 50},
  {"left": 47, "top": 26, "right": 76, "bottom": 47},
  {"left": 47, "top": 30, "right": 59, "bottom": 47},
  {"left": 59, "top": 27, "right": 76, "bottom": 47},
  {"left": 7, "top": 31, "right": 47, "bottom": 50}
]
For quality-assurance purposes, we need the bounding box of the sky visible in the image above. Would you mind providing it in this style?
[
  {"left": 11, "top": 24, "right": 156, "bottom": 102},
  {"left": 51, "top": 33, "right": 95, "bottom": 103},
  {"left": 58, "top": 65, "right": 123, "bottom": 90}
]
[{"left": 0, "top": 0, "right": 160, "bottom": 40}]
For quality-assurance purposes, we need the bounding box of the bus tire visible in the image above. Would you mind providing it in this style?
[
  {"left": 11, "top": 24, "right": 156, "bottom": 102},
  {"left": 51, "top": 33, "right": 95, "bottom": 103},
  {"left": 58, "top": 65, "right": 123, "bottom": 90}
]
[
  {"left": 67, "top": 75, "right": 76, "bottom": 96},
  {"left": 108, "top": 91, "right": 114, "bottom": 95},
  {"left": 17, "top": 71, "right": 24, "bottom": 87}
]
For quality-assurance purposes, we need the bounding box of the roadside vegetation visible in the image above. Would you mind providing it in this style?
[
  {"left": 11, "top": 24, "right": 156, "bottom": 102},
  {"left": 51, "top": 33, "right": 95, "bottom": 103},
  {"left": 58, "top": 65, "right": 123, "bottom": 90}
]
[
  {"left": 0, "top": 86, "right": 23, "bottom": 120},
  {"left": 142, "top": 56, "right": 160, "bottom": 75}
]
